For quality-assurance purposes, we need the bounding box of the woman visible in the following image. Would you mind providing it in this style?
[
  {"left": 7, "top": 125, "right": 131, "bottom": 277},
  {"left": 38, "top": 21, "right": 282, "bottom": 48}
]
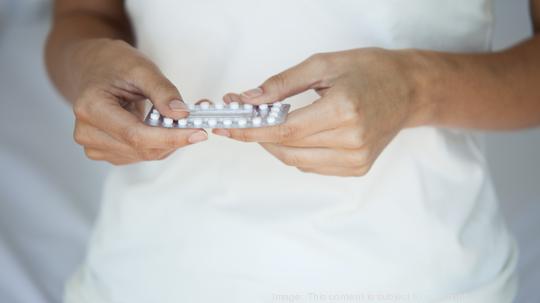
[{"left": 46, "top": 0, "right": 540, "bottom": 302}]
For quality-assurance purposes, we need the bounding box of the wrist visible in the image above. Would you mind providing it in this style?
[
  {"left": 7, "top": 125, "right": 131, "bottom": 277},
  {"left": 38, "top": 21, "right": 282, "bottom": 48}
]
[{"left": 400, "top": 49, "right": 441, "bottom": 128}]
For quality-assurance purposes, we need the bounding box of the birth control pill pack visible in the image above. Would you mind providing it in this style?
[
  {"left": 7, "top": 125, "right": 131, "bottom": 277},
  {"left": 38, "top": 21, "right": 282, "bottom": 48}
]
[{"left": 144, "top": 101, "right": 291, "bottom": 129}]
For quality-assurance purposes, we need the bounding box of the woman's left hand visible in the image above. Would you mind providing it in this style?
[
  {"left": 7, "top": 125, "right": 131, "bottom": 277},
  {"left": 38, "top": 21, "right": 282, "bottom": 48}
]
[{"left": 213, "top": 49, "right": 433, "bottom": 177}]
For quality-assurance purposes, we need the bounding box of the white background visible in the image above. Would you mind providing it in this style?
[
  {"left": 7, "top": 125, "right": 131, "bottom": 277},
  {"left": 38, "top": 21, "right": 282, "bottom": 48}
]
[{"left": 0, "top": 0, "right": 538, "bottom": 302}]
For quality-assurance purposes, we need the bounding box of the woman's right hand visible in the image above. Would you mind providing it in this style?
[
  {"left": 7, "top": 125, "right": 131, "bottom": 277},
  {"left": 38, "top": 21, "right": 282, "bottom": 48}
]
[{"left": 68, "top": 39, "right": 207, "bottom": 165}]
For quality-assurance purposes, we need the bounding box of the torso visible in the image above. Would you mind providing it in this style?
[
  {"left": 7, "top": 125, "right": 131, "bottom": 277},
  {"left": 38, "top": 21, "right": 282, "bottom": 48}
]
[{"left": 65, "top": 1, "right": 517, "bottom": 302}]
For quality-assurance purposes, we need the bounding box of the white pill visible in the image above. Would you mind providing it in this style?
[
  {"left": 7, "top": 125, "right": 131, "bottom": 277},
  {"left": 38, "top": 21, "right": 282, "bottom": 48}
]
[
  {"left": 193, "top": 118, "right": 203, "bottom": 126},
  {"left": 163, "top": 117, "right": 174, "bottom": 126},
  {"left": 273, "top": 101, "right": 283, "bottom": 108},
  {"left": 223, "top": 119, "right": 233, "bottom": 126},
  {"left": 152, "top": 108, "right": 159, "bottom": 114},
  {"left": 215, "top": 103, "right": 224, "bottom": 109},
  {"left": 178, "top": 119, "right": 188, "bottom": 126},
  {"left": 258, "top": 104, "right": 269, "bottom": 111},
  {"left": 208, "top": 119, "right": 217, "bottom": 127},
  {"left": 266, "top": 116, "right": 276, "bottom": 124},
  {"left": 238, "top": 118, "right": 247, "bottom": 127},
  {"left": 252, "top": 117, "right": 262, "bottom": 126},
  {"left": 200, "top": 101, "right": 210, "bottom": 110},
  {"left": 229, "top": 102, "right": 240, "bottom": 110},
  {"left": 271, "top": 106, "right": 281, "bottom": 112},
  {"left": 150, "top": 113, "right": 160, "bottom": 120},
  {"left": 243, "top": 103, "right": 253, "bottom": 110},
  {"left": 270, "top": 111, "right": 280, "bottom": 118}
]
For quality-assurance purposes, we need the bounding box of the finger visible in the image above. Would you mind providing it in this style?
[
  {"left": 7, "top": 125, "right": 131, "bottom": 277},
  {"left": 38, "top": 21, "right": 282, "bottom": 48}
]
[
  {"left": 83, "top": 147, "right": 139, "bottom": 165},
  {"left": 74, "top": 121, "right": 135, "bottom": 153},
  {"left": 222, "top": 93, "right": 242, "bottom": 104},
  {"left": 79, "top": 96, "right": 207, "bottom": 149},
  {"left": 260, "top": 143, "right": 368, "bottom": 168},
  {"left": 297, "top": 165, "right": 370, "bottom": 177},
  {"left": 195, "top": 98, "right": 213, "bottom": 105},
  {"left": 214, "top": 98, "right": 344, "bottom": 143},
  {"left": 129, "top": 63, "right": 189, "bottom": 119},
  {"left": 75, "top": 122, "right": 178, "bottom": 161},
  {"left": 278, "top": 127, "right": 365, "bottom": 149},
  {"left": 84, "top": 146, "right": 176, "bottom": 163},
  {"left": 239, "top": 54, "right": 329, "bottom": 105}
]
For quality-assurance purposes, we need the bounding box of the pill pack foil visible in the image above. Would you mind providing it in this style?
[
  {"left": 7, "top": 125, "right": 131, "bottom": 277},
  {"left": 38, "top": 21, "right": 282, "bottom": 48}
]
[{"left": 144, "top": 101, "right": 291, "bottom": 129}]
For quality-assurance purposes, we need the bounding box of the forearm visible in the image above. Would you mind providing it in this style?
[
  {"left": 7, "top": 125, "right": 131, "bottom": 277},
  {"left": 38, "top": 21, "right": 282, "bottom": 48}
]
[
  {"left": 45, "top": 3, "right": 133, "bottom": 101},
  {"left": 412, "top": 35, "right": 540, "bottom": 130}
]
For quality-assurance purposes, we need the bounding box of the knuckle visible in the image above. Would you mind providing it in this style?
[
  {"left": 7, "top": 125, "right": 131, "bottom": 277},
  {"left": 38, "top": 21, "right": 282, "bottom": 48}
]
[
  {"left": 297, "top": 167, "right": 312, "bottom": 174},
  {"left": 281, "top": 152, "right": 302, "bottom": 167},
  {"left": 346, "top": 131, "right": 365, "bottom": 149},
  {"left": 123, "top": 127, "right": 143, "bottom": 148},
  {"left": 352, "top": 166, "right": 369, "bottom": 177},
  {"left": 109, "top": 158, "right": 130, "bottom": 166},
  {"left": 73, "top": 129, "right": 85, "bottom": 146},
  {"left": 84, "top": 148, "right": 102, "bottom": 161},
  {"left": 307, "top": 52, "right": 327, "bottom": 65},
  {"left": 345, "top": 150, "right": 367, "bottom": 167},
  {"left": 235, "top": 130, "right": 254, "bottom": 142},
  {"left": 267, "top": 73, "right": 288, "bottom": 92},
  {"left": 335, "top": 98, "right": 359, "bottom": 123},
  {"left": 346, "top": 148, "right": 369, "bottom": 168},
  {"left": 163, "top": 134, "right": 182, "bottom": 148},
  {"left": 308, "top": 52, "right": 323, "bottom": 61},
  {"left": 72, "top": 101, "right": 89, "bottom": 121},
  {"left": 157, "top": 150, "right": 174, "bottom": 160},
  {"left": 276, "top": 125, "right": 297, "bottom": 142},
  {"left": 137, "top": 149, "right": 160, "bottom": 161},
  {"left": 307, "top": 52, "right": 334, "bottom": 71}
]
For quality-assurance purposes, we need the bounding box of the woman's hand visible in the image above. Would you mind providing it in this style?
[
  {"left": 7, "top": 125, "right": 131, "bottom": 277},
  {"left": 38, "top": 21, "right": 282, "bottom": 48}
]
[
  {"left": 214, "top": 49, "right": 433, "bottom": 176},
  {"left": 67, "top": 39, "right": 208, "bottom": 165}
]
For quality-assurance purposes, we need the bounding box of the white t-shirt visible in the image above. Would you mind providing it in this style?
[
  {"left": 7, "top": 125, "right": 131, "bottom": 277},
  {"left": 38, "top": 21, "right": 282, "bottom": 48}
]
[{"left": 66, "top": 1, "right": 517, "bottom": 302}]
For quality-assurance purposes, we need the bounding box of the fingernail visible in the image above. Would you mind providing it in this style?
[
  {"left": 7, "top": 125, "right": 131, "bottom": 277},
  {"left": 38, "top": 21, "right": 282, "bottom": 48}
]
[
  {"left": 169, "top": 99, "right": 188, "bottom": 112},
  {"left": 241, "top": 87, "right": 263, "bottom": 98},
  {"left": 188, "top": 131, "right": 208, "bottom": 144},
  {"left": 213, "top": 129, "right": 231, "bottom": 137}
]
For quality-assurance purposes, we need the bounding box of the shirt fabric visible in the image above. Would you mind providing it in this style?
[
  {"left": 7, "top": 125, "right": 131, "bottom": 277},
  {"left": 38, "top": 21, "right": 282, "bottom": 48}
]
[{"left": 65, "top": 1, "right": 518, "bottom": 302}]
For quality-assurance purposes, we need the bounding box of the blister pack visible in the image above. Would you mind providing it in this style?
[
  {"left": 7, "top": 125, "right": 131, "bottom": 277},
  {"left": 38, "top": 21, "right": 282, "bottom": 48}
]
[{"left": 144, "top": 101, "right": 291, "bottom": 129}]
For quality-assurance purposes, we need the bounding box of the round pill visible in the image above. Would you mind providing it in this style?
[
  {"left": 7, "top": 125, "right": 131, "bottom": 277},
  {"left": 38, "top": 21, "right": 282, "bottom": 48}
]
[
  {"left": 252, "top": 117, "right": 262, "bottom": 126},
  {"left": 258, "top": 104, "right": 269, "bottom": 111},
  {"left": 163, "top": 117, "right": 174, "bottom": 126},
  {"left": 270, "top": 111, "right": 280, "bottom": 118},
  {"left": 200, "top": 101, "right": 210, "bottom": 110},
  {"left": 193, "top": 118, "right": 203, "bottom": 126},
  {"left": 243, "top": 103, "right": 253, "bottom": 110},
  {"left": 215, "top": 103, "right": 224, "bottom": 109},
  {"left": 266, "top": 116, "right": 276, "bottom": 124},
  {"left": 238, "top": 118, "right": 247, "bottom": 127},
  {"left": 208, "top": 119, "right": 217, "bottom": 127},
  {"left": 229, "top": 102, "right": 240, "bottom": 110},
  {"left": 271, "top": 106, "right": 280, "bottom": 112},
  {"left": 273, "top": 101, "right": 283, "bottom": 108},
  {"left": 151, "top": 108, "right": 159, "bottom": 114},
  {"left": 178, "top": 119, "right": 188, "bottom": 126},
  {"left": 223, "top": 119, "right": 233, "bottom": 126},
  {"left": 150, "top": 113, "right": 160, "bottom": 120}
]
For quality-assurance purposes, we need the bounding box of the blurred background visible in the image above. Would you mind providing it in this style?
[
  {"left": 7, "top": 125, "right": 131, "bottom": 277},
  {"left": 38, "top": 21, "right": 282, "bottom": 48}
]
[{"left": 0, "top": 0, "right": 538, "bottom": 302}]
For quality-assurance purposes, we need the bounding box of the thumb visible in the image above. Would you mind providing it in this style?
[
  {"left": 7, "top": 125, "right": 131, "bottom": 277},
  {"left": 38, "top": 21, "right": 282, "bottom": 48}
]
[
  {"left": 240, "top": 55, "right": 325, "bottom": 105},
  {"left": 131, "top": 65, "right": 189, "bottom": 119}
]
